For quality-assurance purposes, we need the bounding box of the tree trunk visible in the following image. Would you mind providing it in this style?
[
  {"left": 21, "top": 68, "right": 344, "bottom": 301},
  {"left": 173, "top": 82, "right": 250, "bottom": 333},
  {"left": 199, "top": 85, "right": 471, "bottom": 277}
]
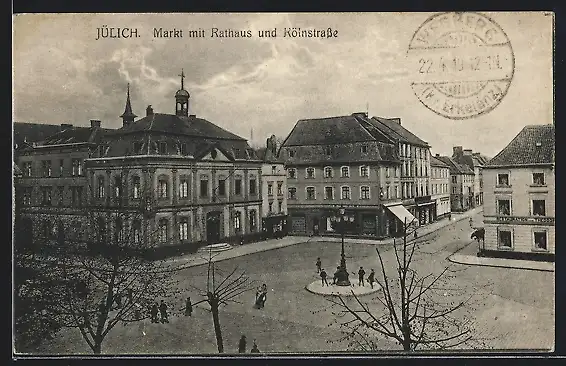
[
  {"left": 211, "top": 304, "right": 224, "bottom": 353},
  {"left": 93, "top": 341, "right": 102, "bottom": 354}
]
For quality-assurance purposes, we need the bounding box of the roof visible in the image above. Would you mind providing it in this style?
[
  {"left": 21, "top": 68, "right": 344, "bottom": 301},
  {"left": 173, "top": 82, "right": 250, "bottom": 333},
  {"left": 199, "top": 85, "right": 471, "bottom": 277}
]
[
  {"left": 436, "top": 156, "right": 475, "bottom": 175},
  {"left": 13, "top": 122, "right": 65, "bottom": 147},
  {"left": 41, "top": 126, "right": 111, "bottom": 145},
  {"left": 111, "top": 113, "right": 245, "bottom": 141},
  {"left": 255, "top": 147, "right": 282, "bottom": 163},
  {"left": 369, "top": 117, "right": 429, "bottom": 147},
  {"left": 431, "top": 155, "right": 449, "bottom": 167},
  {"left": 282, "top": 114, "right": 378, "bottom": 146},
  {"left": 486, "top": 124, "right": 554, "bottom": 167},
  {"left": 13, "top": 162, "right": 22, "bottom": 176}
]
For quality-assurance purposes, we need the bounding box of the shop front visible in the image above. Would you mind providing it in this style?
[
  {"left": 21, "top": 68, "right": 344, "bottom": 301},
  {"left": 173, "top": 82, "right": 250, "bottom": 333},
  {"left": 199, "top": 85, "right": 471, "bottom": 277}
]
[
  {"left": 384, "top": 203, "right": 417, "bottom": 237},
  {"left": 262, "top": 214, "right": 289, "bottom": 238},
  {"left": 415, "top": 196, "right": 435, "bottom": 225}
]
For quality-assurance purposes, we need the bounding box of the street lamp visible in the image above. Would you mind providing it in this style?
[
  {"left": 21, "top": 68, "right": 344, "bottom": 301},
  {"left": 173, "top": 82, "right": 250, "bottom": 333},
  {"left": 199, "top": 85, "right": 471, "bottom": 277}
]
[{"left": 330, "top": 206, "right": 355, "bottom": 286}]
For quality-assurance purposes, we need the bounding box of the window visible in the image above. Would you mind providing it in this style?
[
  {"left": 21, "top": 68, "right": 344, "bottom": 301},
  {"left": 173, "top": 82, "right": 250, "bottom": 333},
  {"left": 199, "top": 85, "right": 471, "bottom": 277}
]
[
  {"left": 41, "top": 187, "right": 52, "bottom": 206},
  {"left": 218, "top": 179, "right": 227, "bottom": 196},
  {"left": 498, "top": 199, "right": 511, "bottom": 216},
  {"left": 289, "top": 150, "right": 295, "bottom": 158},
  {"left": 268, "top": 182, "right": 273, "bottom": 196},
  {"left": 200, "top": 177, "right": 209, "bottom": 197},
  {"left": 42, "top": 161, "right": 52, "bottom": 177},
  {"left": 324, "top": 167, "right": 333, "bottom": 178},
  {"left": 497, "top": 173, "right": 509, "bottom": 186},
  {"left": 361, "top": 186, "right": 370, "bottom": 200},
  {"left": 234, "top": 211, "right": 242, "bottom": 233},
  {"left": 324, "top": 186, "right": 334, "bottom": 200},
  {"left": 386, "top": 167, "right": 390, "bottom": 178},
  {"left": 452, "top": 186, "right": 457, "bottom": 194},
  {"left": 22, "top": 187, "right": 32, "bottom": 206},
  {"left": 249, "top": 178, "right": 256, "bottom": 195},
  {"left": 288, "top": 168, "right": 296, "bottom": 179},
  {"left": 159, "top": 141, "right": 167, "bottom": 154},
  {"left": 532, "top": 173, "right": 545, "bottom": 186},
  {"left": 71, "top": 186, "right": 83, "bottom": 207},
  {"left": 324, "top": 146, "right": 332, "bottom": 155},
  {"left": 278, "top": 200, "right": 283, "bottom": 212},
  {"left": 394, "top": 185, "right": 399, "bottom": 199},
  {"left": 288, "top": 187, "right": 297, "bottom": 200},
  {"left": 306, "top": 187, "right": 316, "bottom": 200},
  {"left": 268, "top": 202, "right": 273, "bottom": 212},
  {"left": 534, "top": 231, "right": 547, "bottom": 250},
  {"left": 132, "top": 220, "right": 141, "bottom": 243},
  {"left": 179, "top": 179, "right": 189, "bottom": 198},
  {"left": 179, "top": 143, "right": 188, "bottom": 156},
  {"left": 341, "top": 166, "right": 350, "bottom": 178},
  {"left": 97, "top": 218, "right": 106, "bottom": 243},
  {"left": 114, "top": 218, "right": 124, "bottom": 243},
  {"left": 22, "top": 162, "right": 32, "bottom": 177},
  {"left": 395, "top": 166, "right": 399, "bottom": 177},
  {"left": 271, "top": 165, "right": 277, "bottom": 175},
  {"left": 452, "top": 176, "right": 457, "bottom": 184},
  {"left": 361, "top": 145, "right": 368, "bottom": 153},
  {"left": 132, "top": 176, "right": 141, "bottom": 199},
  {"left": 420, "top": 185, "right": 424, "bottom": 197},
  {"left": 249, "top": 210, "right": 257, "bottom": 232},
  {"left": 97, "top": 177, "right": 105, "bottom": 198},
  {"left": 158, "top": 219, "right": 168, "bottom": 243},
  {"left": 341, "top": 186, "right": 351, "bottom": 200},
  {"left": 57, "top": 186, "right": 64, "bottom": 206},
  {"left": 532, "top": 200, "right": 546, "bottom": 216},
  {"left": 234, "top": 177, "right": 242, "bottom": 195},
  {"left": 498, "top": 229, "right": 512, "bottom": 248},
  {"left": 277, "top": 182, "right": 283, "bottom": 195},
  {"left": 114, "top": 176, "right": 122, "bottom": 198},
  {"left": 158, "top": 179, "right": 168, "bottom": 198},
  {"left": 72, "top": 159, "right": 83, "bottom": 176},
  {"left": 179, "top": 217, "right": 189, "bottom": 241},
  {"left": 360, "top": 165, "right": 369, "bottom": 177},
  {"left": 306, "top": 167, "right": 315, "bottom": 179},
  {"left": 59, "top": 159, "right": 64, "bottom": 176},
  {"left": 386, "top": 185, "right": 390, "bottom": 199},
  {"left": 133, "top": 142, "right": 143, "bottom": 154}
]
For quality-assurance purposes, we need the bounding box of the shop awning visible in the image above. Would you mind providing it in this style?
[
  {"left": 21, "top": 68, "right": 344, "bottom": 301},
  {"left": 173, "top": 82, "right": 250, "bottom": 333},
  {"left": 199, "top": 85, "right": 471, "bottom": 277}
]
[
  {"left": 385, "top": 204, "right": 417, "bottom": 225},
  {"left": 417, "top": 202, "right": 435, "bottom": 207}
]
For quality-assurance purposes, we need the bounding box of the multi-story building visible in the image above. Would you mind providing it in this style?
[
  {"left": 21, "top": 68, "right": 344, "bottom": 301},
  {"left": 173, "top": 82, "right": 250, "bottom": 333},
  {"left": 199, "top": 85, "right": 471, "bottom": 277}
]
[
  {"left": 280, "top": 112, "right": 419, "bottom": 238},
  {"left": 452, "top": 146, "right": 490, "bottom": 207},
  {"left": 436, "top": 156, "right": 475, "bottom": 212},
  {"left": 14, "top": 120, "right": 110, "bottom": 244},
  {"left": 367, "top": 117, "right": 434, "bottom": 226},
  {"left": 86, "top": 75, "right": 264, "bottom": 248},
  {"left": 255, "top": 135, "right": 288, "bottom": 238},
  {"left": 430, "top": 154, "right": 451, "bottom": 220},
  {"left": 482, "top": 124, "right": 555, "bottom": 259}
]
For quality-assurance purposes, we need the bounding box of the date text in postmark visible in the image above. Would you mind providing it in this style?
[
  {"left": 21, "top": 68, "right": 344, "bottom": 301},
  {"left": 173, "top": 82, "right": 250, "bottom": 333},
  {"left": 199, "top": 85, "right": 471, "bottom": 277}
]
[{"left": 407, "top": 12, "right": 514, "bottom": 120}]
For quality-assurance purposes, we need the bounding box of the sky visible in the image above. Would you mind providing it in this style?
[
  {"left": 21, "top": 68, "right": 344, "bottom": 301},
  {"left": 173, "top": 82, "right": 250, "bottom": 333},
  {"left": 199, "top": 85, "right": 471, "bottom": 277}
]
[{"left": 13, "top": 12, "right": 553, "bottom": 157}]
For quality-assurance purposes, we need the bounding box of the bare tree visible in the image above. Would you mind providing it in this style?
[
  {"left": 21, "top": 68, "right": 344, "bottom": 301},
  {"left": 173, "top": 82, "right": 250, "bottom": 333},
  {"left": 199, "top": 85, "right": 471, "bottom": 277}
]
[
  {"left": 189, "top": 250, "right": 256, "bottom": 353},
  {"left": 328, "top": 218, "right": 490, "bottom": 351}
]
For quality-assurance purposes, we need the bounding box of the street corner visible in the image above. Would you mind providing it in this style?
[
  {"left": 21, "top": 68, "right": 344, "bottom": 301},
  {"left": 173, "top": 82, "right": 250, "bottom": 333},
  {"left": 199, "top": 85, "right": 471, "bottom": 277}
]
[{"left": 305, "top": 280, "right": 381, "bottom": 297}]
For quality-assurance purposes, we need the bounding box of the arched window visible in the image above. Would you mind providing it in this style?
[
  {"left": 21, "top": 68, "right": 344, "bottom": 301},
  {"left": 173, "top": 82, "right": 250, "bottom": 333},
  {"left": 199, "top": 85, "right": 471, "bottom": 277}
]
[
  {"left": 114, "top": 176, "right": 122, "bottom": 198},
  {"left": 179, "top": 176, "right": 189, "bottom": 199},
  {"left": 42, "top": 220, "right": 52, "bottom": 239},
  {"left": 158, "top": 175, "right": 169, "bottom": 199},
  {"left": 97, "top": 176, "right": 105, "bottom": 198},
  {"left": 179, "top": 217, "right": 189, "bottom": 241},
  {"left": 132, "top": 219, "right": 142, "bottom": 244},
  {"left": 249, "top": 210, "right": 257, "bottom": 232},
  {"left": 234, "top": 211, "right": 242, "bottom": 233},
  {"left": 158, "top": 219, "right": 168, "bottom": 243},
  {"left": 114, "top": 217, "right": 124, "bottom": 244},
  {"left": 97, "top": 217, "right": 106, "bottom": 244},
  {"left": 132, "top": 176, "right": 141, "bottom": 199}
]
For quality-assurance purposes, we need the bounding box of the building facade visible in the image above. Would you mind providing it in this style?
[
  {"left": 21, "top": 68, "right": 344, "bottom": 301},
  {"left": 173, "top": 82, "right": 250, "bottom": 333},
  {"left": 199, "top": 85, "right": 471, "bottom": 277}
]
[
  {"left": 430, "top": 154, "right": 451, "bottom": 220},
  {"left": 436, "top": 156, "right": 475, "bottom": 212},
  {"left": 483, "top": 124, "right": 555, "bottom": 259},
  {"left": 452, "top": 146, "right": 489, "bottom": 207},
  {"left": 280, "top": 112, "right": 419, "bottom": 238},
  {"left": 256, "top": 135, "right": 288, "bottom": 238}
]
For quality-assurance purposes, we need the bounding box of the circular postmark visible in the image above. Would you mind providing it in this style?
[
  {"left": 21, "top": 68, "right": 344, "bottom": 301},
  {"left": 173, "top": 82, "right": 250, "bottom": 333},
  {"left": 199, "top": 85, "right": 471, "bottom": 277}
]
[{"left": 407, "top": 12, "right": 514, "bottom": 120}]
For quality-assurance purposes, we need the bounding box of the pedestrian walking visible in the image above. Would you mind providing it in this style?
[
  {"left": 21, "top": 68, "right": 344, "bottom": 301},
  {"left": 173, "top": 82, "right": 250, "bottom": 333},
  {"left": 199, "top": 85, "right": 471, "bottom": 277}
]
[
  {"left": 159, "top": 300, "right": 169, "bottom": 323},
  {"left": 358, "top": 267, "right": 366, "bottom": 287},
  {"left": 238, "top": 335, "right": 247, "bottom": 353},
  {"left": 316, "top": 257, "right": 322, "bottom": 273},
  {"left": 250, "top": 339, "right": 260, "bottom": 353},
  {"left": 185, "top": 297, "right": 193, "bottom": 317},
  {"left": 333, "top": 266, "right": 341, "bottom": 285},
  {"left": 320, "top": 269, "right": 329, "bottom": 286},
  {"left": 368, "top": 269, "right": 375, "bottom": 289},
  {"left": 413, "top": 230, "right": 418, "bottom": 239},
  {"left": 150, "top": 302, "right": 159, "bottom": 323}
]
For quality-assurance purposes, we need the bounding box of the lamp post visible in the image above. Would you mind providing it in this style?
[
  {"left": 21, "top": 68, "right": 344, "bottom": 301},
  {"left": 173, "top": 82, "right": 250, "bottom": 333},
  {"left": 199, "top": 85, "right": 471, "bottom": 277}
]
[{"left": 330, "top": 206, "right": 354, "bottom": 286}]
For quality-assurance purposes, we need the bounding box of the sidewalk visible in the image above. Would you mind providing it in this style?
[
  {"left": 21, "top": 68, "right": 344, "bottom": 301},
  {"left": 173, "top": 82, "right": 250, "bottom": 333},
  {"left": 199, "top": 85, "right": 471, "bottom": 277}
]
[
  {"left": 448, "top": 253, "right": 555, "bottom": 272},
  {"left": 165, "top": 207, "right": 484, "bottom": 270}
]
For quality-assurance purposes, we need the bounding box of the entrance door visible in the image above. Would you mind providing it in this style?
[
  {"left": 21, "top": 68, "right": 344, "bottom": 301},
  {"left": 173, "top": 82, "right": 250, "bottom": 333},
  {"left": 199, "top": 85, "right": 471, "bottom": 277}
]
[{"left": 206, "top": 211, "right": 222, "bottom": 243}]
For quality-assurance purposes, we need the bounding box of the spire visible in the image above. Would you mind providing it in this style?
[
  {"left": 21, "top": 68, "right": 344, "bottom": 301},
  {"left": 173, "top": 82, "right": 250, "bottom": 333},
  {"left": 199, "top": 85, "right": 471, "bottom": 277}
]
[
  {"left": 120, "top": 83, "right": 137, "bottom": 126},
  {"left": 175, "top": 69, "right": 190, "bottom": 116},
  {"left": 179, "top": 69, "right": 185, "bottom": 90}
]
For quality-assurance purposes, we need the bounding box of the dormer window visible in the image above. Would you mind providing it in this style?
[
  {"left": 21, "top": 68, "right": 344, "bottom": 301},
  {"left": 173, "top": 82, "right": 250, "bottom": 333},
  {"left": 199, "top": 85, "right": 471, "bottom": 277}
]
[
  {"left": 179, "top": 143, "right": 188, "bottom": 155},
  {"left": 361, "top": 145, "right": 368, "bottom": 153},
  {"left": 324, "top": 146, "right": 332, "bottom": 155},
  {"left": 158, "top": 142, "right": 167, "bottom": 154},
  {"left": 289, "top": 150, "right": 295, "bottom": 158},
  {"left": 133, "top": 142, "right": 143, "bottom": 154}
]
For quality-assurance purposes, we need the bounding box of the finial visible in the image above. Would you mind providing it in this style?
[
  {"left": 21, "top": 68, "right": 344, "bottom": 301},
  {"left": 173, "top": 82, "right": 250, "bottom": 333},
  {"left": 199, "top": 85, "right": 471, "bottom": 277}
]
[
  {"left": 179, "top": 69, "right": 185, "bottom": 90},
  {"left": 127, "top": 82, "right": 130, "bottom": 97}
]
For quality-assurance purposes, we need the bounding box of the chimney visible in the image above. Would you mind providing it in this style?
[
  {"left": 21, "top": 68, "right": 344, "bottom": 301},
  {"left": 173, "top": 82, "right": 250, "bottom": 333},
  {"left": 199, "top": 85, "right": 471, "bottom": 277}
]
[
  {"left": 60, "top": 123, "right": 73, "bottom": 130},
  {"left": 352, "top": 112, "right": 368, "bottom": 118},
  {"left": 453, "top": 146, "right": 463, "bottom": 158},
  {"left": 463, "top": 149, "right": 472, "bottom": 156},
  {"left": 189, "top": 114, "right": 196, "bottom": 118},
  {"left": 393, "top": 118, "right": 401, "bottom": 125},
  {"left": 90, "top": 120, "right": 101, "bottom": 128},
  {"left": 146, "top": 105, "right": 154, "bottom": 116},
  {"left": 435, "top": 153, "right": 440, "bottom": 157}
]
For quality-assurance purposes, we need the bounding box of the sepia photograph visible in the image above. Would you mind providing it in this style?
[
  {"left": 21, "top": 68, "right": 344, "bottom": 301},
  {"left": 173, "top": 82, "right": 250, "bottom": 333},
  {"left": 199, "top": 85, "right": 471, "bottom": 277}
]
[{"left": 12, "top": 12, "right": 555, "bottom": 356}]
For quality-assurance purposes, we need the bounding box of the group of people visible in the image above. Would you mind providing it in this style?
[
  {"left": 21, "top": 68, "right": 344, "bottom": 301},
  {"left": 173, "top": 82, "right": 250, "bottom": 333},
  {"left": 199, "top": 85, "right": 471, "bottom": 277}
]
[
  {"left": 150, "top": 300, "right": 169, "bottom": 323},
  {"left": 316, "top": 258, "right": 376, "bottom": 289},
  {"left": 238, "top": 335, "right": 261, "bottom": 353},
  {"left": 254, "top": 284, "right": 268, "bottom": 309}
]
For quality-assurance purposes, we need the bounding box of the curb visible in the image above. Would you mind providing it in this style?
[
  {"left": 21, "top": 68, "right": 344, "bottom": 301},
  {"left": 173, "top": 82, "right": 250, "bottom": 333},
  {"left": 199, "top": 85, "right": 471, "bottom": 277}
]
[
  {"left": 447, "top": 254, "right": 555, "bottom": 273},
  {"left": 304, "top": 283, "right": 381, "bottom": 297}
]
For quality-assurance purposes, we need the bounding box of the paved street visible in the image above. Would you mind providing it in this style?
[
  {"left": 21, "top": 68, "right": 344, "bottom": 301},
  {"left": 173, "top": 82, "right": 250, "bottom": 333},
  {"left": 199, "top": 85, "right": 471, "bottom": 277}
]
[{"left": 34, "top": 211, "right": 554, "bottom": 354}]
